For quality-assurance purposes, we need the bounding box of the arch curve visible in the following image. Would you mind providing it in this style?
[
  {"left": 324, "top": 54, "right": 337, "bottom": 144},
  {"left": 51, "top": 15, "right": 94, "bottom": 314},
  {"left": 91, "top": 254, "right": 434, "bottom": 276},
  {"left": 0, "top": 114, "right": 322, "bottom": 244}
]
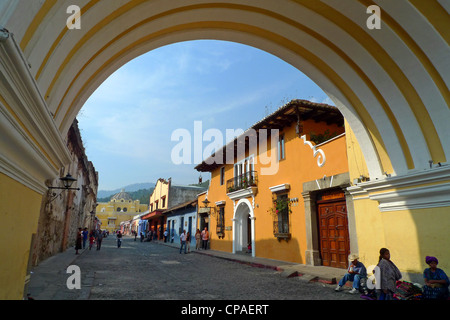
[{"left": 2, "top": 0, "right": 448, "bottom": 181}]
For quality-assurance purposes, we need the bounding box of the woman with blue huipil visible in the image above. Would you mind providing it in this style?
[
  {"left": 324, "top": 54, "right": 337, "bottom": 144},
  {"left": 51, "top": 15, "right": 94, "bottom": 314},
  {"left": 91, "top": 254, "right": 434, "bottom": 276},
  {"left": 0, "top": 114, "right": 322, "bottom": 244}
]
[{"left": 423, "top": 256, "right": 449, "bottom": 300}]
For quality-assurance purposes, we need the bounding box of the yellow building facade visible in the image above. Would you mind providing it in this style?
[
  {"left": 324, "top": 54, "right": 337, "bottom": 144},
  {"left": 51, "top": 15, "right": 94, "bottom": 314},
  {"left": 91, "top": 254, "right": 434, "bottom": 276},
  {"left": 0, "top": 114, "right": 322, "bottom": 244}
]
[
  {"left": 143, "top": 178, "right": 208, "bottom": 239},
  {"left": 96, "top": 189, "right": 148, "bottom": 233},
  {"left": 143, "top": 178, "right": 170, "bottom": 239},
  {"left": 196, "top": 100, "right": 351, "bottom": 266},
  {"left": 346, "top": 122, "right": 450, "bottom": 280}
]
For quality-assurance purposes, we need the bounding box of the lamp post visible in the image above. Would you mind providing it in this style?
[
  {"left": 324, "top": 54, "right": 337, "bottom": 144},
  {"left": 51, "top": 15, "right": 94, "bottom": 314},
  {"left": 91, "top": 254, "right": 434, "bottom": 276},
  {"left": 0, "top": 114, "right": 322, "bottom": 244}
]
[
  {"left": 201, "top": 198, "right": 223, "bottom": 239},
  {"left": 48, "top": 173, "right": 80, "bottom": 190},
  {"left": 47, "top": 173, "right": 80, "bottom": 202}
]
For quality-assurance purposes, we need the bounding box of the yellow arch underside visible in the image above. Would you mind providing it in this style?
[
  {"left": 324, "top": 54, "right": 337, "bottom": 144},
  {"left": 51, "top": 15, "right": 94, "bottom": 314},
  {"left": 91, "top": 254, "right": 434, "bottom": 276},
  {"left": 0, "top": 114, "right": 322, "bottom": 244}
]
[
  {"left": 19, "top": 1, "right": 448, "bottom": 172},
  {"left": 55, "top": 20, "right": 391, "bottom": 175}
]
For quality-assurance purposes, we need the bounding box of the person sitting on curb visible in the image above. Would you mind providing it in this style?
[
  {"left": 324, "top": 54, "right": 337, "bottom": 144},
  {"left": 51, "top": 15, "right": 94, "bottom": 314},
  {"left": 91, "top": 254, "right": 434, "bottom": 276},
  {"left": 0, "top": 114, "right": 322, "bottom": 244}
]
[
  {"left": 423, "top": 255, "right": 449, "bottom": 300},
  {"left": 335, "top": 254, "right": 368, "bottom": 294}
]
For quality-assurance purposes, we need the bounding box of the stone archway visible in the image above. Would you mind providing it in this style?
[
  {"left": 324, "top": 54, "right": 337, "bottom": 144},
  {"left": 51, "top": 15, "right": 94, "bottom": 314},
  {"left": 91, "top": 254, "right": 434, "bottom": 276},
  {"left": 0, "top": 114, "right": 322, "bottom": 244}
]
[
  {"left": 1, "top": 0, "right": 449, "bottom": 299},
  {"left": 232, "top": 199, "right": 255, "bottom": 258},
  {"left": 2, "top": 1, "right": 448, "bottom": 184}
]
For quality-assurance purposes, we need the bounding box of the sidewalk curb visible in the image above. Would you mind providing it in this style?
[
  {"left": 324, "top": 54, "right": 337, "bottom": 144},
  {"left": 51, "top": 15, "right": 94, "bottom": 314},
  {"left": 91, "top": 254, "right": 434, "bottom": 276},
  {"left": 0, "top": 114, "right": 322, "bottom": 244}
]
[
  {"left": 195, "top": 250, "right": 284, "bottom": 272},
  {"left": 153, "top": 240, "right": 341, "bottom": 284}
]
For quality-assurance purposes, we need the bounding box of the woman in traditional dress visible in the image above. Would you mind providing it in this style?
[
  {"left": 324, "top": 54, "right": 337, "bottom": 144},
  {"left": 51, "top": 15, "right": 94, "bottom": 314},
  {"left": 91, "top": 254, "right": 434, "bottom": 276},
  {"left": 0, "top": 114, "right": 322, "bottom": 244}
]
[
  {"left": 75, "top": 228, "right": 82, "bottom": 255},
  {"left": 423, "top": 256, "right": 450, "bottom": 300},
  {"left": 377, "top": 248, "right": 402, "bottom": 300},
  {"left": 195, "top": 229, "right": 201, "bottom": 250}
]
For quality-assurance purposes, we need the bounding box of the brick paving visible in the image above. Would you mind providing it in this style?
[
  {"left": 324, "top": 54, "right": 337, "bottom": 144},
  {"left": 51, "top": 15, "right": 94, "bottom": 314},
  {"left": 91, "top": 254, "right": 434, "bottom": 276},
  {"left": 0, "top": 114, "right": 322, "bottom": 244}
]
[{"left": 28, "top": 236, "right": 366, "bottom": 302}]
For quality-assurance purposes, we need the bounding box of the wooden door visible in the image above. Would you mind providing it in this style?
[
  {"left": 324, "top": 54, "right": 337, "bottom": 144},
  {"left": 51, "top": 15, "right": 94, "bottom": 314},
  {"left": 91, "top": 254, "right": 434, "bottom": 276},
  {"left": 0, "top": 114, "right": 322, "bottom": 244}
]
[{"left": 317, "top": 200, "right": 350, "bottom": 269}]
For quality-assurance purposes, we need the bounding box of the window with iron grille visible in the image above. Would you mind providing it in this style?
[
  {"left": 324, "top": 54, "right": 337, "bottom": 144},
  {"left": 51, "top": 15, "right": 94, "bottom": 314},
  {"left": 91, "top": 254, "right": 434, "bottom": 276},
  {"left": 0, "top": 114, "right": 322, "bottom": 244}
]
[
  {"left": 217, "top": 206, "right": 225, "bottom": 239},
  {"left": 278, "top": 134, "right": 286, "bottom": 160},
  {"left": 220, "top": 167, "right": 225, "bottom": 185},
  {"left": 272, "top": 193, "right": 291, "bottom": 239}
]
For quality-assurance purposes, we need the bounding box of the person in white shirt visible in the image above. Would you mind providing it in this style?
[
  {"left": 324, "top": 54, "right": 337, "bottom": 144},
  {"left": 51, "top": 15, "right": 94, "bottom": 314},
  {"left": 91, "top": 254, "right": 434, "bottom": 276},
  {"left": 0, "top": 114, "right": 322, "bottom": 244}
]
[{"left": 179, "top": 230, "right": 187, "bottom": 254}]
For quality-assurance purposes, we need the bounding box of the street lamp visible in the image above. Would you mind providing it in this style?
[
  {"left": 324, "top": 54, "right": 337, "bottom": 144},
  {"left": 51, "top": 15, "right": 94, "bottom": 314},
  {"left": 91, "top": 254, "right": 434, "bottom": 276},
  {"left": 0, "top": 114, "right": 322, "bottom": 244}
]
[
  {"left": 47, "top": 173, "right": 80, "bottom": 202},
  {"left": 200, "top": 198, "right": 223, "bottom": 239},
  {"left": 48, "top": 173, "right": 80, "bottom": 190}
]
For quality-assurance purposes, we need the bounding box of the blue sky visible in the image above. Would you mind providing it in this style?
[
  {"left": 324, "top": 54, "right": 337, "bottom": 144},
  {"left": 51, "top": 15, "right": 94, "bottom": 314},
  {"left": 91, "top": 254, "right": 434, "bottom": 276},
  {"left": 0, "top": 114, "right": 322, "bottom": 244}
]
[{"left": 77, "top": 40, "right": 333, "bottom": 191}]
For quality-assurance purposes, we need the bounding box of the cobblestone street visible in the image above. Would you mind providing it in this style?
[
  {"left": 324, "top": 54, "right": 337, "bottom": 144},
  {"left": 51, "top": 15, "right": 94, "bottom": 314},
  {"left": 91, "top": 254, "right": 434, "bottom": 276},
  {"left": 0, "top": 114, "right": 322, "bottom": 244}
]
[{"left": 29, "top": 236, "right": 363, "bottom": 301}]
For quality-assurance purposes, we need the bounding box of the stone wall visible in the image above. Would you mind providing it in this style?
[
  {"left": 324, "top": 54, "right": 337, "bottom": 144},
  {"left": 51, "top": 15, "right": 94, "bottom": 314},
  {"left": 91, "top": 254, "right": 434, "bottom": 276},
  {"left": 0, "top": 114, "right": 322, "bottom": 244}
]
[{"left": 31, "top": 119, "right": 98, "bottom": 266}]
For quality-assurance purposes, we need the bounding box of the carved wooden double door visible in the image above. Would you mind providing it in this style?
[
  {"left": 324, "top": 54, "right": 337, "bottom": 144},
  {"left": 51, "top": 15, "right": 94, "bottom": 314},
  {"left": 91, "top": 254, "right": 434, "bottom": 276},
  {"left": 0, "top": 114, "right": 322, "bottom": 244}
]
[{"left": 317, "top": 200, "right": 350, "bottom": 269}]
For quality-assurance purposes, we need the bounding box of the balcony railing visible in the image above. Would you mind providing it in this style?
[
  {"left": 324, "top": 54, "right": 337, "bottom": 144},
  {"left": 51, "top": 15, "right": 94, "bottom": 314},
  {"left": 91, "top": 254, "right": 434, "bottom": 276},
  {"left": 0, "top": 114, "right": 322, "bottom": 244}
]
[{"left": 226, "top": 171, "right": 258, "bottom": 193}]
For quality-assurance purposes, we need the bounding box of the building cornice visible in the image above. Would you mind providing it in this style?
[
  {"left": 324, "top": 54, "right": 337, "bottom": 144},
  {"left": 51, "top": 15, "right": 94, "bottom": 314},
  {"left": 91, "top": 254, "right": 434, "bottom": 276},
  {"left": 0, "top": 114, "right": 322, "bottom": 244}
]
[
  {"left": 347, "top": 166, "right": 450, "bottom": 211},
  {"left": 0, "top": 31, "right": 71, "bottom": 194}
]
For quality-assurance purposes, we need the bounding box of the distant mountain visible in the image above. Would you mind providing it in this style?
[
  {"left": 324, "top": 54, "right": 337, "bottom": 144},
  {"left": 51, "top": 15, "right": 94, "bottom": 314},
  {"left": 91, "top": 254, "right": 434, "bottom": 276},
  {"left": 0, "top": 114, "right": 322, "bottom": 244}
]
[{"left": 97, "top": 182, "right": 155, "bottom": 199}]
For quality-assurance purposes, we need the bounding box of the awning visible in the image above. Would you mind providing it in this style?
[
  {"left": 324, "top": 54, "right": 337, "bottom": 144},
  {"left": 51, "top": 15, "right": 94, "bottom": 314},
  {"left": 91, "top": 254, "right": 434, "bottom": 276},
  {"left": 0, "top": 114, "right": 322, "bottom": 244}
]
[{"left": 141, "top": 209, "right": 165, "bottom": 220}]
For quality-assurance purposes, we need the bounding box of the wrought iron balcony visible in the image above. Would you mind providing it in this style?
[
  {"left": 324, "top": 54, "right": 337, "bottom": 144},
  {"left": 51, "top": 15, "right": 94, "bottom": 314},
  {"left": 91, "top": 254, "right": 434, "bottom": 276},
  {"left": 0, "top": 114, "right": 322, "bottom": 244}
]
[{"left": 226, "top": 171, "right": 258, "bottom": 194}]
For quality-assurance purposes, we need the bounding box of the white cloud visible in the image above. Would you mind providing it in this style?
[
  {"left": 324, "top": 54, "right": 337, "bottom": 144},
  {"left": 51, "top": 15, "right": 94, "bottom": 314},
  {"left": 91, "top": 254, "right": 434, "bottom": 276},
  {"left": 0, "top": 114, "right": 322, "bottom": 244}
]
[{"left": 322, "top": 96, "right": 335, "bottom": 105}]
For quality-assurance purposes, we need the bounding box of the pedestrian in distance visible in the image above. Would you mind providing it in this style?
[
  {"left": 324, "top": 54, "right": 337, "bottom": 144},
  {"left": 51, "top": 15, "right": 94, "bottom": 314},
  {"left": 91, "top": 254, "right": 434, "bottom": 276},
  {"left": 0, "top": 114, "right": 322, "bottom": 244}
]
[
  {"left": 117, "top": 231, "right": 123, "bottom": 248},
  {"left": 82, "top": 227, "right": 88, "bottom": 249},
  {"left": 201, "top": 227, "right": 209, "bottom": 250},
  {"left": 335, "top": 253, "right": 368, "bottom": 294},
  {"left": 195, "top": 229, "right": 201, "bottom": 250},
  {"left": 89, "top": 231, "right": 95, "bottom": 250},
  {"left": 140, "top": 232, "right": 144, "bottom": 242},
  {"left": 423, "top": 255, "right": 450, "bottom": 300},
  {"left": 246, "top": 242, "right": 252, "bottom": 254},
  {"left": 75, "top": 228, "right": 82, "bottom": 255},
  {"left": 180, "top": 230, "right": 187, "bottom": 254},
  {"left": 376, "top": 248, "right": 402, "bottom": 300},
  {"left": 164, "top": 229, "right": 168, "bottom": 242},
  {"left": 96, "top": 230, "right": 103, "bottom": 250},
  {"left": 186, "top": 231, "right": 191, "bottom": 253}
]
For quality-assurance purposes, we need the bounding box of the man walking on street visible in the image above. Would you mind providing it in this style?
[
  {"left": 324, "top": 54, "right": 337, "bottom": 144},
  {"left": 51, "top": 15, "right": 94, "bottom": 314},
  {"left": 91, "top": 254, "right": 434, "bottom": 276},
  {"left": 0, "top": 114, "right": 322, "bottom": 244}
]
[
  {"left": 82, "top": 227, "right": 88, "bottom": 249},
  {"left": 180, "top": 230, "right": 187, "bottom": 254},
  {"left": 96, "top": 230, "right": 103, "bottom": 250}
]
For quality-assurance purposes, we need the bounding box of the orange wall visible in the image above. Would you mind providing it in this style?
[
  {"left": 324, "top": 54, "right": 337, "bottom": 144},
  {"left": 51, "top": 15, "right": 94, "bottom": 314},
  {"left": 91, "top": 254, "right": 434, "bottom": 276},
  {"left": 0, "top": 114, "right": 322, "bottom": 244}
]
[{"left": 203, "top": 120, "right": 348, "bottom": 263}]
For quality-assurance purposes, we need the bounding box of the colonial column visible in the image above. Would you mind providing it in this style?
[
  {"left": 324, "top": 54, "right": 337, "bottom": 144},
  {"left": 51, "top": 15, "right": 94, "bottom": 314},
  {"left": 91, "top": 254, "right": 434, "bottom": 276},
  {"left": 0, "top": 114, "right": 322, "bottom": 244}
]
[
  {"left": 231, "top": 218, "right": 237, "bottom": 254},
  {"left": 250, "top": 216, "right": 256, "bottom": 258},
  {"left": 301, "top": 191, "right": 321, "bottom": 266},
  {"left": 344, "top": 189, "right": 359, "bottom": 256}
]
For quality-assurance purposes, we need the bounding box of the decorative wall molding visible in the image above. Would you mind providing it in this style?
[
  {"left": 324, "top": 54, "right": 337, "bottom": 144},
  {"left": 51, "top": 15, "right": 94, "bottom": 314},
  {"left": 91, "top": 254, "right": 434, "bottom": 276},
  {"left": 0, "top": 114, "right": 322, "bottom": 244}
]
[
  {"left": 0, "top": 151, "right": 47, "bottom": 194},
  {"left": 0, "top": 31, "right": 71, "bottom": 194},
  {"left": 269, "top": 183, "right": 290, "bottom": 193},
  {"left": 347, "top": 166, "right": 450, "bottom": 212},
  {"left": 301, "top": 135, "right": 326, "bottom": 167},
  {"left": 227, "top": 186, "right": 258, "bottom": 201}
]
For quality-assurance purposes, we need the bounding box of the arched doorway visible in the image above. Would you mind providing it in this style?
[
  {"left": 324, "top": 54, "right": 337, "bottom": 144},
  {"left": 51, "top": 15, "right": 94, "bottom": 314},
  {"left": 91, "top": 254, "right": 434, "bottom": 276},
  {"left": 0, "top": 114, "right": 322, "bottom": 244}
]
[{"left": 232, "top": 199, "right": 255, "bottom": 258}]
